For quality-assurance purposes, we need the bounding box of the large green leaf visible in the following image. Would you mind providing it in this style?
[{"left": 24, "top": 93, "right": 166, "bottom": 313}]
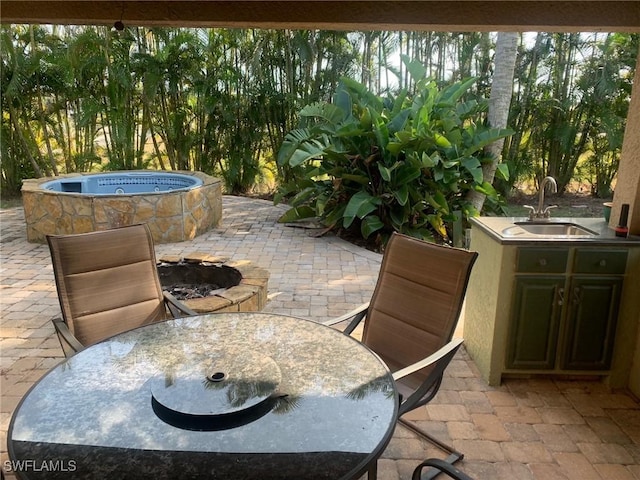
[
  {"left": 333, "top": 88, "right": 353, "bottom": 120},
  {"left": 390, "top": 205, "right": 409, "bottom": 230},
  {"left": 394, "top": 130, "right": 413, "bottom": 144},
  {"left": 456, "top": 99, "right": 479, "bottom": 118},
  {"left": 287, "top": 141, "right": 328, "bottom": 167},
  {"left": 324, "top": 204, "right": 346, "bottom": 227},
  {"left": 315, "top": 193, "right": 330, "bottom": 217},
  {"left": 434, "top": 133, "right": 452, "bottom": 148},
  {"left": 341, "top": 173, "right": 370, "bottom": 184},
  {"left": 299, "top": 102, "right": 346, "bottom": 125},
  {"left": 473, "top": 181, "right": 499, "bottom": 197},
  {"left": 386, "top": 141, "right": 404, "bottom": 156},
  {"left": 443, "top": 169, "right": 461, "bottom": 185},
  {"left": 496, "top": 163, "right": 510, "bottom": 181},
  {"left": 278, "top": 206, "right": 317, "bottom": 223},
  {"left": 462, "top": 157, "right": 483, "bottom": 183},
  {"left": 395, "top": 164, "right": 422, "bottom": 184},
  {"left": 339, "top": 77, "right": 383, "bottom": 110},
  {"left": 288, "top": 186, "right": 316, "bottom": 206},
  {"left": 378, "top": 164, "right": 392, "bottom": 181},
  {"left": 421, "top": 152, "right": 438, "bottom": 168},
  {"left": 437, "top": 77, "right": 477, "bottom": 105},
  {"left": 278, "top": 129, "right": 332, "bottom": 167},
  {"left": 361, "top": 215, "right": 384, "bottom": 238},
  {"left": 390, "top": 89, "right": 409, "bottom": 117},
  {"left": 277, "top": 128, "right": 311, "bottom": 165},
  {"left": 463, "top": 128, "right": 514, "bottom": 156},
  {"left": 343, "top": 191, "right": 380, "bottom": 228},
  {"left": 394, "top": 184, "right": 409, "bottom": 206},
  {"left": 433, "top": 190, "right": 450, "bottom": 214},
  {"left": 386, "top": 108, "right": 411, "bottom": 135},
  {"left": 401, "top": 54, "right": 427, "bottom": 82}
]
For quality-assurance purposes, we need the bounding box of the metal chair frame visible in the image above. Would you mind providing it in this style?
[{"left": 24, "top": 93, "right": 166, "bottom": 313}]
[{"left": 324, "top": 232, "right": 478, "bottom": 479}]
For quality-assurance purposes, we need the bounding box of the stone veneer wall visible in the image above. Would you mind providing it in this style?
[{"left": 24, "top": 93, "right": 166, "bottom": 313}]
[
  {"left": 21, "top": 171, "right": 222, "bottom": 244},
  {"left": 159, "top": 252, "right": 270, "bottom": 313}
]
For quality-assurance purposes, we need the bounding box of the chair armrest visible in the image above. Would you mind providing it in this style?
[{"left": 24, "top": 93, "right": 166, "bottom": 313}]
[
  {"left": 412, "top": 458, "right": 474, "bottom": 480},
  {"left": 393, "top": 338, "right": 464, "bottom": 381},
  {"left": 395, "top": 338, "right": 464, "bottom": 415},
  {"left": 321, "top": 302, "right": 370, "bottom": 335},
  {"left": 52, "top": 317, "right": 85, "bottom": 356},
  {"left": 163, "top": 291, "right": 198, "bottom": 317}
]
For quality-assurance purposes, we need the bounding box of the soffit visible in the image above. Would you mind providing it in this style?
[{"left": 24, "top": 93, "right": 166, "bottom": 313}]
[{"left": 2, "top": 1, "right": 639, "bottom": 32}]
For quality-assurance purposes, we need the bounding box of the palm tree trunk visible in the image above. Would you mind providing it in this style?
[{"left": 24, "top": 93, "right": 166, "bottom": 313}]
[
  {"left": 30, "top": 26, "right": 59, "bottom": 175},
  {"left": 467, "top": 31, "right": 518, "bottom": 212},
  {"left": 8, "top": 103, "right": 43, "bottom": 177}
]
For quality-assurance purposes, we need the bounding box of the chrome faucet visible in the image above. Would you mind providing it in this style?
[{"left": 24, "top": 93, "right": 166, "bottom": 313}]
[{"left": 525, "top": 176, "right": 557, "bottom": 220}]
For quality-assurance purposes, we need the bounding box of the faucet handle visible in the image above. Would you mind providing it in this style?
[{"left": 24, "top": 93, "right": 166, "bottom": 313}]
[
  {"left": 542, "top": 205, "right": 557, "bottom": 217},
  {"left": 523, "top": 205, "right": 536, "bottom": 220}
]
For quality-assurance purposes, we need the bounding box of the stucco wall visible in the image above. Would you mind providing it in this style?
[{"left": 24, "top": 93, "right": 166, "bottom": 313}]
[
  {"left": 463, "top": 227, "right": 517, "bottom": 385},
  {"left": 630, "top": 310, "right": 640, "bottom": 398},
  {"left": 610, "top": 49, "right": 640, "bottom": 236}
]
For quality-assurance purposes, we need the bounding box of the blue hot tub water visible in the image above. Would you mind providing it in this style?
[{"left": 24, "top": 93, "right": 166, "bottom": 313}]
[{"left": 41, "top": 172, "right": 203, "bottom": 195}]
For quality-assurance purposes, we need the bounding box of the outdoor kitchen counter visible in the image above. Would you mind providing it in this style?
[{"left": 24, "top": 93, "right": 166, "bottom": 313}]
[
  {"left": 464, "top": 216, "right": 640, "bottom": 389},
  {"left": 469, "top": 216, "right": 640, "bottom": 245}
]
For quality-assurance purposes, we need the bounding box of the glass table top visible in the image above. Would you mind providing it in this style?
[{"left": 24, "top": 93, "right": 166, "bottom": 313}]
[{"left": 9, "top": 313, "right": 398, "bottom": 479}]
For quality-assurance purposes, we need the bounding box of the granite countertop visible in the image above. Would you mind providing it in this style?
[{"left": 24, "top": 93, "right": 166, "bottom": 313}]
[{"left": 470, "top": 216, "right": 640, "bottom": 246}]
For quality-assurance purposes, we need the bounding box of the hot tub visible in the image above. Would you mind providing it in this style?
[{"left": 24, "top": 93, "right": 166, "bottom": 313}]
[
  {"left": 40, "top": 172, "right": 203, "bottom": 195},
  {"left": 22, "top": 171, "right": 222, "bottom": 244}
]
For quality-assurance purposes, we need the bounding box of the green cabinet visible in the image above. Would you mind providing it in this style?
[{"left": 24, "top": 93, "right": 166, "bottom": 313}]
[
  {"left": 507, "top": 247, "right": 627, "bottom": 372},
  {"left": 507, "top": 276, "right": 564, "bottom": 369}
]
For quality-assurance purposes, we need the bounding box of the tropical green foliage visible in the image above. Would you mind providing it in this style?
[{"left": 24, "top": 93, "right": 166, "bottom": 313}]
[
  {"left": 500, "top": 32, "right": 637, "bottom": 195},
  {"left": 276, "top": 63, "right": 513, "bottom": 244},
  {"left": 577, "top": 33, "right": 637, "bottom": 198},
  {"left": 1, "top": 26, "right": 636, "bottom": 214},
  {"left": 1, "top": 25, "right": 358, "bottom": 195}
]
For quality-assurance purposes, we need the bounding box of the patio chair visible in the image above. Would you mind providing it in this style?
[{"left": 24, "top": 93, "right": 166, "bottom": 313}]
[
  {"left": 47, "top": 224, "right": 196, "bottom": 357},
  {"left": 324, "top": 232, "right": 478, "bottom": 479},
  {"left": 413, "top": 458, "right": 474, "bottom": 480}
]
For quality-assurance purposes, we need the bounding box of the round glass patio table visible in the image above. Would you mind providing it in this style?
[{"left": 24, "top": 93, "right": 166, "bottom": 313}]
[{"left": 8, "top": 313, "right": 398, "bottom": 479}]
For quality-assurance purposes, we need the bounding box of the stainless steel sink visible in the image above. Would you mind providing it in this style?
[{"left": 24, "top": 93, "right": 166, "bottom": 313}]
[{"left": 502, "top": 222, "right": 598, "bottom": 238}]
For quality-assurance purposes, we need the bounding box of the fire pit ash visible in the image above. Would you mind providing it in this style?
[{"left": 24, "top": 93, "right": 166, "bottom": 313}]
[
  {"left": 158, "top": 260, "right": 241, "bottom": 300},
  {"left": 156, "top": 253, "right": 270, "bottom": 314}
]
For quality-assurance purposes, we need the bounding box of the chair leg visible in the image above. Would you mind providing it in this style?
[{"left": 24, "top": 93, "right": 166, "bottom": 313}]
[{"left": 399, "top": 418, "right": 464, "bottom": 480}]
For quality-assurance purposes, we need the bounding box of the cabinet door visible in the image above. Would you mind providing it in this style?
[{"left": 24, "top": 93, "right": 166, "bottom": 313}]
[
  {"left": 561, "top": 276, "right": 623, "bottom": 370},
  {"left": 507, "top": 276, "right": 565, "bottom": 370}
]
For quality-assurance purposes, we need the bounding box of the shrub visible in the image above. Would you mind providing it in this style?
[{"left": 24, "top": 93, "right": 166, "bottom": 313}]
[{"left": 276, "top": 65, "right": 512, "bottom": 246}]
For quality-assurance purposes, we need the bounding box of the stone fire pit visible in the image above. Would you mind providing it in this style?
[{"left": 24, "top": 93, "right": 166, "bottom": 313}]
[{"left": 158, "top": 252, "right": 269, "bottom": 314}]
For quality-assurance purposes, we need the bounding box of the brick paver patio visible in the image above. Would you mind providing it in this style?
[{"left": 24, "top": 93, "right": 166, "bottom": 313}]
[{"left": 1, "top": 195, "right": 639, "bottom": 479}]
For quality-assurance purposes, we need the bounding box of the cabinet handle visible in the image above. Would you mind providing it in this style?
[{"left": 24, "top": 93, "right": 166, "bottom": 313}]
[
  {"left": 558, "top": 287, "right": 564, "bottom": 306},
  {"left": 539, "top": 258, "right": 547, "bottom": 267},
  {"left": 599, "top": 259, "right": 607, "bottom": 267},
  {"left": 573, "top": 287, "right": 582, "bottom": 304}
]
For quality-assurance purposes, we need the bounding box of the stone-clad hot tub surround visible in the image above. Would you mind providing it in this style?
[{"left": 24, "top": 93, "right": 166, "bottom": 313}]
[
  {"left": 21, "top": 171, "right": 222, "bottom": 244},
  {"left": 158, "top": 252, "right": 269, "bottom": 313}
]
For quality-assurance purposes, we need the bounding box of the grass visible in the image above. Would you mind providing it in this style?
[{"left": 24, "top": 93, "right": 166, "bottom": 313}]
[
  {"left": 503, "top": 192, "right": 610, "bottom": 219},
  {"left": 504, "top": 205, "right": 602, "bottom": 218},
  {"left": 1, "top": 197, "right": 23, "bottom": 209}
]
